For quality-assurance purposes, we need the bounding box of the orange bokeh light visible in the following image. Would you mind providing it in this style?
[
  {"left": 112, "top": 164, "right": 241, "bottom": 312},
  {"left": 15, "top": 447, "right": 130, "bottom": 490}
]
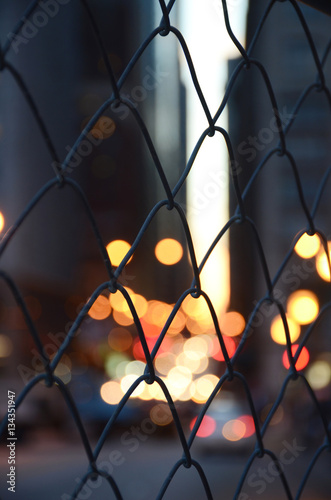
[{"left": 88, "top": 295, "right": 111, "bottom": 320}]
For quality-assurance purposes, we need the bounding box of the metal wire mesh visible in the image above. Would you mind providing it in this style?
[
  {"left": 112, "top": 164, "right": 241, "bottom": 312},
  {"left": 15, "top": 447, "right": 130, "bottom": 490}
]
[{"left": 0, "top": 1, "right": 331, "bottom": 499}]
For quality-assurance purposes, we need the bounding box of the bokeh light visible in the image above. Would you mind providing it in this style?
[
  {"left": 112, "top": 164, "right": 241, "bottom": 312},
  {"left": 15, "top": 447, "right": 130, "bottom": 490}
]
[
  {"left": 190, "top": 415, "right": 216, "bottom": 438},
  {"left": 100, "top": 381, "right": 123, "bottom": 405},
  {"left": 238, "top": 415, "right": 255, "bottom": 438},
  {"left": 219, "top": 311, "right": 245, "bottom": 337},
  {"left": 88, "top": 295, "right": 111, "bottom": 320},
  {"left": 0, "top": 211, "right": 4, "bottom": 233},
  {"left": 106, "top": 240, "right": 132, "bottom": 266},
  {"left": 294, "top": 233, "right": 320, "bottom": 259},
  {"left": 306, "top": 360, "right": 331, "bottom": 390},
  {"left": 270, "top": 314, "right": 300, "bottom": 345},
  {"left": 211, "top": 336, "right": 236, "bottom": 361},
  {"left": 282, "top": 344, "right": 310, "bottom": 370},
  {"left": 260, "top": 403, "right": 284, "bottom": 426},
  {"left": 190, "top": 374, "right": 219, "bottom": 404},
  {"left": 222, "top": 419, "right": 246, "bottom": 441},
  {"left": 150, "top": 403, "right": 173, "bottom": 426},
  {"left": 155, "top": 238, "right": 183, "bottom": 265},
  {"left": 90, "top": 116, "right": 116, "bottom": 139},
  {"left": 0, "top": 334, "right": 13, "bottom": 358},
  {"left": 287, "top": 290, "right": 319, "bottom": 325},
  {"left": 315, "top": 243, "right": 331, "bottom": 281}
]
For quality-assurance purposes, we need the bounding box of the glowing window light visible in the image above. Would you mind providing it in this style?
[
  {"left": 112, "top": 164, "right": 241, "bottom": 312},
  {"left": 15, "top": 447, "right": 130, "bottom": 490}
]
[
  {"left": 316, "top": 243, "right": 331, "bottom": 282},
  {"left": 306, "top": 361, "right": 331, "bottom": 390},
  {"left": 211, "top": 336, "right": 236, "bottom": 361},
  {"left": 190, "top": 415, "right": 216, "bottom": 438},
  {"left": 270, "top": 314, "right": 300, "bottom": 345},
  {"left": 295, "top": 233, "right": 320, "bottom": 259},
  {"left": 106, "top": 240, "right": 132, "bottom": 267},
  {"left": 150, "top": 403, "right": 173, "bottom": 426},
  {"left": 222, "top": 419, "right": 246, "bottom": 441},
  {"left": 219, "top": 311, "right": 245, "bottom": 337},
  {"left": 0, "top": 212, "right": 4, "bottom": 233},
  {"left": 155, "top": 238, "right": 183, "bottom": 265},
  {"left": 0, "top": 334, "right": 13, "bottom": 358},
  {"left": 100, "top": 381, "right": 123, "bottom": 405},
  {"left": 108, "top": 327, "right": 132, "bottom": 352},
  {"left": 88, "top": 295, "right": 111, "bottom": 320},
  {"left": 113, "top": 310, "right": 134, "bottom": 326},
  {"left": 287, "top": 290, "right": 319, "bottom": 325},
  {"left": 282, "top": 345, "right": 309, "bottom": 371}
]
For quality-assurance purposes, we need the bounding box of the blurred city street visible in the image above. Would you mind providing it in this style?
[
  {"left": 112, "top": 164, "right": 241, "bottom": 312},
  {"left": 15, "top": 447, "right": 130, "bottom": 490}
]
[{"left": 1, "top": 429, "right": 330, "bottom": 500}]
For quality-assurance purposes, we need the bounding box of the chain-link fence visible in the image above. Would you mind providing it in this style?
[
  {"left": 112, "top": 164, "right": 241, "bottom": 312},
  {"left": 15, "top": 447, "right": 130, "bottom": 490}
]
[{"left": 0, "top": 1, "right": 331, "bottom": 499}]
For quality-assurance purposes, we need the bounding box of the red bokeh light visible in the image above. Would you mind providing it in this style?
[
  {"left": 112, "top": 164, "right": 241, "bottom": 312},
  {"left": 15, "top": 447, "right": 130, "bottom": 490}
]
[
  {"left": 282, "top": 344, "right": 309, "bottom": 370},
  {"left": 212, "top": 336, "right": 236, "bottom": 361},
  {"left": 190, "top": 415, "right": 216, "bottom": 438}
]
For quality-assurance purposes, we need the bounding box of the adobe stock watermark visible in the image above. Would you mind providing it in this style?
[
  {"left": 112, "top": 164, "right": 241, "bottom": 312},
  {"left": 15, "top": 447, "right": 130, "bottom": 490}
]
[
  {"left": 61, "top": 403, "right": 172, "bottom": 500},
  {"left": 7, "top": 0, "right": 71, "bottom": 54},
  {"left": 239, "top": 438, "right": 306, "bottom": 499}
]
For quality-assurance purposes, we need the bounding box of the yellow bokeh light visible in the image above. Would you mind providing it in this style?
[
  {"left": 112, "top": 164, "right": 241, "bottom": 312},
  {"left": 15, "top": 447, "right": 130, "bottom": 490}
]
[
  {"left": 113, "top": 310, "right": 134, "bottom": 326},
  {"left": 147, "top": 382, "right": 167, "bottom": 401},
  {"left": 54, "top": 362, "right": 71, "bottom": 384},
  {"left": 176, "top": 351, "right": 203, "bottom": 374},
  {"left": 109, "top": 288, "right": 134, "bottom": 313},
  {"left": 182, "top": 295, "right": 210, "bottom": 322},
  {"left": 190, "top": 374, "right": 219, "bottom": 404},
  {"left": 316, "top": 243, "right": 331, "bottom": 282},
  {"left": 168, "top": 309, "right": 186, "bottom": 334},
  {"left": 88, "top": 295, "right": 111, "bottom": 320},
  {"left": 306, "top": 361, "right": 331, "bottom": 390},
  {"left": 106, "top": 240, "right": 132, "bottom": 267},
  {"left": 120, "top": 374, "right": 144, "bottom": 397},
  {"left": 219, "top": 311, "right": 245, "bottom": 337},
  {"left": 155, "top": 238, "right": 183, "bottom": 265},
  {"left": 100, "top": 381, "right": 123, "bottom": 405},
  {"left": 222, "top": 419, "right": 246, "bottom": 441},
  {"left": 0, "top": 212, "right": 4, "bottom": 233},
  {"left": 270, "top": 314, "right": 300, "bottom": 345},
  {"left": 144, "top": 300, "right": 172, "bottom": 327},
  {"left": 287, "top": 290, "right": 319, "bottom": 325},
  {"left": 295, "top": 233, "right": 320, "bottom": 259},
  {"left": 166, "top": 366, "right": 192, "bottom": 398}
]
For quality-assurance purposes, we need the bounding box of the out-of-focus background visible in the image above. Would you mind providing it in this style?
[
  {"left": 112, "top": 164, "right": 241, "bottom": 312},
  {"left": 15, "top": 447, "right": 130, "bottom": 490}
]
[{"left": 0, "top": 1, "right": 331, "bottom": 499}]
